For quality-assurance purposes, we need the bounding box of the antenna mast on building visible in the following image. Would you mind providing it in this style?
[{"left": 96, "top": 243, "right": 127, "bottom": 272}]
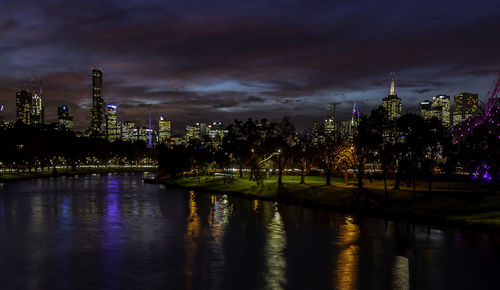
[
  {"left": 327, "top": 102, "right": 340, "bottom": 119},
  {"left": 148, "top": 112, "right": 153, "bottom": 149}
]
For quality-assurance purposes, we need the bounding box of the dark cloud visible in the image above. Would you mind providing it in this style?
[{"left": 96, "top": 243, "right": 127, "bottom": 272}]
[
  {"left": 413, "top": 88, "right": 433, "bottom": 94},
  {"left": 0, "top": 0, "right": 499, "bottom": 132}
]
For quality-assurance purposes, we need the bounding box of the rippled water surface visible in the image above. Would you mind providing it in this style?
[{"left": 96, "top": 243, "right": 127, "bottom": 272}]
[{"left": 0, "top": 173, "right": 499, "bottom": 289}]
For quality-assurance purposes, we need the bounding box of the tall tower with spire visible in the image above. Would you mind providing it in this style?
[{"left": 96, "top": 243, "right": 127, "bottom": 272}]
[{"left": 382, "top": 73, "right": 402, "bottom": 120}]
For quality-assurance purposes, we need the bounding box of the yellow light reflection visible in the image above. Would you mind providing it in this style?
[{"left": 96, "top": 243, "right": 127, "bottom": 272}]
[
  {"left": 184, "top": 191, "right": 201, "bottom": 289},
  {"left": 393, "top": 256, "right": 409, "bottom": 290},
  {"left": 264, "top": 204, "right": 287, "bottom": 289},
  {"left": 253, "top": 200, "right": 259, "bottom": 213},
  {"left": 335, "top": 216, "right": 360, "bottom": 290}
]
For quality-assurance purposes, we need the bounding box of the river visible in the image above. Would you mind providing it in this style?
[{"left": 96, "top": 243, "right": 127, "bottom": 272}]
[{"left": 0, "top": 173, "right": 499, "bottom": 289}]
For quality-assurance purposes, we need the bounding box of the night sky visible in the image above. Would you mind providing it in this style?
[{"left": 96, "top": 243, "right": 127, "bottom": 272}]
[{"left": 0, "top": 0, "right": 499, "bottom": 132}]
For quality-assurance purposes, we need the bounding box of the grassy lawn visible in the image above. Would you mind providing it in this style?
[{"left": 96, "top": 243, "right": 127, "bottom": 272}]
[{"left": 158, "top": 174, "right": 500, "bottom": 229}]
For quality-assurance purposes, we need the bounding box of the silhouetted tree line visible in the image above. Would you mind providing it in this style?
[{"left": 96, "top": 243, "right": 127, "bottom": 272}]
[
  {"left": 0, "top": 123, "right": 157, "bottom": 173},
  {"left": 159, "top": 106, "right": 499, "bottom": 197}
]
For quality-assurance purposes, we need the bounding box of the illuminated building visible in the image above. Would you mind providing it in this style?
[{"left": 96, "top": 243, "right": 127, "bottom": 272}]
[
  {"left": 16, "top": 90, "right": 32, "bottom": 125},
  {"left": 312, "top": 121, "right": 321, "bottom": 136},
  {"left": 420, "top": 95, "right": 451, "bottom": 127},
  {"left": 453, "top": 93, "right": 478, "bottom": 126},
  {"left": 432, "top": 95, "right": 451, "bottom": 128},
  {"left": 207, "top": 122, "right": 225, "bottom": 139},
  {"left": 31, "top": 93, "right": 44, "bottom": 125},
  {"left": 340, "top": 103, "right": 360, "bottom": 143},
  {"left": 324, "top": 118, "right": 336, "bottom": 136},
  {"left": 106, "top": 104, "right": 119, "bottom": 141},
  {"left": 158, "top": 115, "right": 172, "bottom": 144},
  {"left": 185, "top": 123, "right": 207, "bottom": 141},
  {"left": 311, "top": 121, "right": 322, "bottom": 145},
  {"left": 419, "top": 100, "right": 433, "bottom": 119},
  {"left": 138, "top": 127, "right": 156, "bottom": 143},
  {"left": 324, "top": 103, "right": 338, "bottom": 137},
  {"left": 207, "top": 122, "right": 226, "bottom": 147},
  {"left": 57, "top": 104, "right": 74, "bottom": 131},
  {"left": 89, "top": 68, "right": 105, "bottom": 136},
  {"left": 0, "top": 104, "right": 4, "bottom": 126},
  {"left": 382, "top": 77, "right": 402, "bottom": 120},
  {"left": 339, "top": 120, "right": 351, "bottom": 141},
  {"left": 121, "top": 121, "right": 136, "bottom": 142}
]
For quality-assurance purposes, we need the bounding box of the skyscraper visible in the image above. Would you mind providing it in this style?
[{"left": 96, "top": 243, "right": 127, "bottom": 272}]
[
  {"left": 382, "top": 76, "right": 402, "bottom": 120},
  {"left": 207, "top": 122, "right": 226, "bottom": 147},
  {"left": 106, "top": 104, "right": 119, "bottom": 141},
  {"left": 30, "top": 80, "right": 44, "bottom": 125},
  {"left": 453, "top": 93, "right": 478, "bottom": 126},
  {"left": 324, "top": 102, "right": 338, "bottom": 137},
  {"left": 432, "top": 95, "right": 451, "bottom": 127},
  {"left": 89, "top": 68, "right": 105, "bottom": 136},
  {"left": 121, "top": 121, "right": 136, "bottom": 142},
  {"left": 419, "top": 100, "right": 433, "bottom": 119},
  {"left": 420, "top": 95, "right": 451, "bottom": 127},
  {"left": 57, "top": 104, "right": 74, "bottom": 131},
  {"left": 31, "top": 94, "right": 44, "bottom": 125},
  {"left": 158, "top": 115, "right": 172, "bottom": 144},
  {"left": 16, "top": 90, "right": 32, "bottom": 125},
  {"left": 185, "top": 123, "right": 207, "bottom": 141}
]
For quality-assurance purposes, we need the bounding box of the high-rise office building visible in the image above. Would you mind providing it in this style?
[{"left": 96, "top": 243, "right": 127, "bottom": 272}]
[
  {"left": 432, "top": 95, "right": 451, "bottom": 127},
  {"left": 207, "top": 122, "right": 226, "bottom": 147},
  {"left": 106, "top": 104, "right": 119, "bottom": 141},
  {"left": 419, "top": 95, "right": 451, "bottom": 128},
  {"left": 121, "top": 121, "right": 136, "bottom": 142},
  {"left": 137, "top": 127, "right": 156, "bottom": 143},
  {"left": 57, "top": 104, "right": 74, "bottom": 131},
  {"left": 31, "top": 94, "right": 44, "bottom": 125},
  {"left": 16, "top": 90, "right": 32, "bottom": 125},
  {"left": 382, "top": 77, "right": 402, "bottom": 120},
  {"left": 89, "top": 68, "right": 105, "bottom": 136},
  {"left": 158, "top": 116, "right": 172, "bottom": 144},
  {"left": 324, "top": 102, "right": 338, "bottom": 137},
  {"left": 419, "top": 100, "right": 433, "bottom": 119},
  {"left": 340, "top": 103, "right": 360, "bottom": 143},
  {"left": 453, "top": 93, "right": 478, "bottom": 126},
  {"left": 185, "top": 123, "right": 207, "bottom": 141}
]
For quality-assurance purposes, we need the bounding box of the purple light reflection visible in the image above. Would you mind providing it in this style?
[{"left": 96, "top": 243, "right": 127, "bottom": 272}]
[{"left": 101, "top": 176, "right": 124, "bottom": 288}]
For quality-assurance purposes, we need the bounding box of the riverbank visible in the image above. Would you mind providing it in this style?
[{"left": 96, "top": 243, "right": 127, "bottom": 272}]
[
  {"left": 150, "top": 175, "right": 500, "bottom": 230},
  {"left": 0, "top": 166, "right": 158, "bottom": 182}
]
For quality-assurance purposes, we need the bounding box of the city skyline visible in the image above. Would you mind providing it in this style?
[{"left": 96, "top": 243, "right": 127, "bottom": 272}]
[
  {"left": 0, "top": 0, "right": 499, "bottom": 131},
  {"left": 1, "top": 68, "right": 496, "bottom": 132}
]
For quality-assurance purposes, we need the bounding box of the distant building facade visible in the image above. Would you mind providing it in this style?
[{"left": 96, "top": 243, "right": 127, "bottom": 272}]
[
  {"left": 158, "top": 116, "right": 172, "bottom": 144},
  {"left": 453, "top": 93, "right": 478, "bottom": 126},
  {"left": 185, "top": 123, "right": 207, "bottom": 141},
  {"left": 207, "top": 122, "right": 226, "bottom": 147},
  {"left": 382, "top": 77, "right": 402, "bottom": 121},
  {"left": 57, "top": 105, "right": 74, "bottom": 131},
  {"left": 420, "top": 95, "right": 451, "bottom": 127},
  {"left": 106, "top": 104, "right": 119, "bottom": 141},
  {"left": 121, "top": 121, "right": 136, "bottom": 142},
  {"left": 89, "top": 68, "right": 105, "bottom": 136},
  {"left": 31, "top": 93, "right": 44, "bottom": 125},
  {"left": 16, "top": 90, "right": 32, "bottom": 125}
]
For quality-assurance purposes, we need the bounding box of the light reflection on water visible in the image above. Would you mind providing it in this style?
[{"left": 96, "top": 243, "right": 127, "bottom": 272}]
[
  {"left": 0, "top": 173, "right": 499, "bottom": 289},
  {"left": 264, "top": 203, "right": 287, "bottom": 289},
  {"left": 334, "top": 216, "right": 359, "bottom": 290},
  {"left": 184, "top": 191, "right": 201, "bottom": 289}
]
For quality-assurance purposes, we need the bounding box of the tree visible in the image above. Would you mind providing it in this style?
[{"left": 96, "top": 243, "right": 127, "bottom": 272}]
[
  {"left": 293, "top": 132, "right": 317, "bottom": 184},
  {"left": 395, "top": 114, "right": 430, "bottom": 201},
  {"left": 317, "top": 134, "right": 344, "bottom": 186},
  {"left": 271, "top": 116, "right": 296, "bottom": 186}
]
